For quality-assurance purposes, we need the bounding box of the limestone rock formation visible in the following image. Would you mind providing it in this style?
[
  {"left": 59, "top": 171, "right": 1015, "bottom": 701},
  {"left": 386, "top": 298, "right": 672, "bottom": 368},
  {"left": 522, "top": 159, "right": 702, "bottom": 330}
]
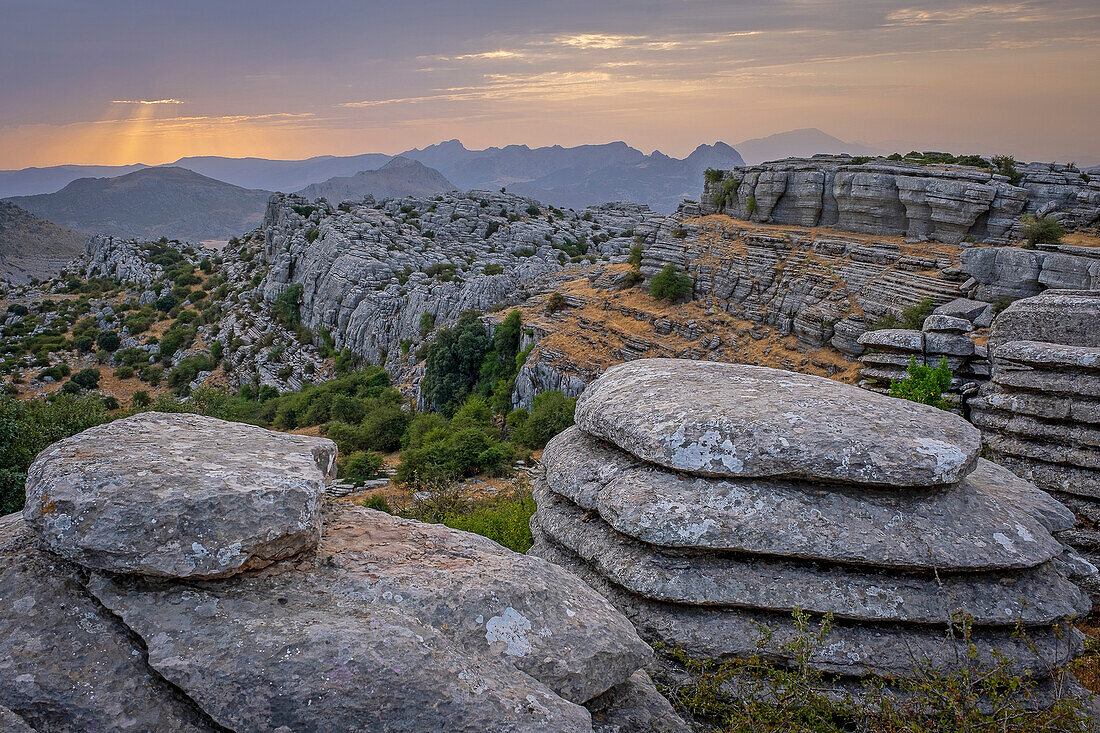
[
  {"left": 531, "top": 359, "right": 1090, "bottom": 710},
  {"left": 973, "top": 291, "right": 1100, "bottom": 598},
  {"left": 699, "top": 156, "right": 1100, "bottom": 244},
  {"left": 2, "top": 415, "right": 671, "bottom": 731}
]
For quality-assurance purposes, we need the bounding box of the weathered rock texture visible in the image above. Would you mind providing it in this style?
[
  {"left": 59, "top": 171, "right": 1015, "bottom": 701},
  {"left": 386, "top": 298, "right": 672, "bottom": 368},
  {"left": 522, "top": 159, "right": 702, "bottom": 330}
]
[
  {"left": 531, "top": 358, "right": 1090, "bottom": 710},
  {"left": 2, "top": 416, "right": 674, "bottom": 731},
  {"left": 24, "top": 412, "right": 337, "bottom": 579},
  {"left": 974, "top": 291, "right": 1100, "bottom": 599},
  {"left": 699, "top": 157, "right": 1100, "bottom": 244}
]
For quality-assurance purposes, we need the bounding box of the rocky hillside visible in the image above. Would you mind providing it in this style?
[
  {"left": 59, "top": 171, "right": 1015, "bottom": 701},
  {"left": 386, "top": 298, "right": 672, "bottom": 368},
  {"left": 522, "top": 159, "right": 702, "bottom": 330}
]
[
  {"left": 0, "top": 201, "right": 85, "bottom": 283},
  {"left": 293, "top": 156, "right": 454, "bottom": 202},
  {"left": 701, "top": 156, "right": 1100, "bottom": 244},
  {"left": 5, "top": 167, "right": 271, "bottom": 242}
]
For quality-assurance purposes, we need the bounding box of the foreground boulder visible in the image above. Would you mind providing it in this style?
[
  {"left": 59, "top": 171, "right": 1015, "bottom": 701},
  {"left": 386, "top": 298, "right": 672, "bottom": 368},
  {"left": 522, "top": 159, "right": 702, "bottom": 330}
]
[
  {"left": 24, "top": 412, "right": 337, "bottom": 579},
  {"left": 533, "top": 359, "right": 1091, "bottom": 712},
  {"left": 1, "top": 412, "right": 670, "bottom": 731}
]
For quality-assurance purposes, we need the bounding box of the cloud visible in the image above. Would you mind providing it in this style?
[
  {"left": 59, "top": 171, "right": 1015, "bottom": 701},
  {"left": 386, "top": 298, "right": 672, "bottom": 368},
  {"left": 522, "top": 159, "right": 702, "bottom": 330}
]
[{"left": 110, "top": 98, "right": 185, "bottom": 105}]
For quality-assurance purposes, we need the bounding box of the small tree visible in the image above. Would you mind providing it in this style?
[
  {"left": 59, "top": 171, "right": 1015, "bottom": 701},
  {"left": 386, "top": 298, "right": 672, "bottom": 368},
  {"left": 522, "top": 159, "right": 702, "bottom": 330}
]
[
  {"left": 70, "top": 368, "right": 101, "bottom": 390},
  {"left": 96, "top": 330, "right": 121, "bottom": 352},
  {"left": 274, "top": 284, "right": 304, "bottom": 327},
  {"left": 1019, "top": 215, "right": 1065, "bottom": 247},
  {"left": 345, "top": 451, "right": 384, "bottom": 483},
  {"left": 650, "top": 264, "right": 693, "bottom": 301},
  {"left": 545, "top": 292, "right": 567, "bottom": 314}
]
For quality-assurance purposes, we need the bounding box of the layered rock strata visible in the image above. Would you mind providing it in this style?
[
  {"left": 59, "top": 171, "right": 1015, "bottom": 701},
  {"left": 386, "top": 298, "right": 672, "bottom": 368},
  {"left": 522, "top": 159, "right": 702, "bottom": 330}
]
[
  {"left": 972, "top": 291, "right": 1100, "bottom": 598},
  {"left": 699, "top": 156, "right": 1100, "bottom": 244},
  {"left": 530, "top": 359, "right": 1091, "bottom": 710},
  {"left": 2, "top": 412, "right": 674, "bottom": 732},
  {"left": 857, "top": 302, "right": 991, "bottom": 396}
]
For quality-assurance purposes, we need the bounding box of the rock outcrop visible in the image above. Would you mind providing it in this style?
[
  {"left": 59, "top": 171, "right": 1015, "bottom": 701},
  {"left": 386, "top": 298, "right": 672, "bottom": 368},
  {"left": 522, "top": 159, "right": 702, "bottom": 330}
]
[
  {"left": 531, "top": 359, "right": 1090, "bottom": 711},
  {"left": 2, "top": 413, "right": 674, "bottom": 731},
  {"left": 700, "top": 156, "right": 1100, "bottom": 244},
  {"left": 971, "top": 291, "right": 1100, "bottom": 598},
  {"left": 857, "top": 301, "right": 991, "bottom": 396}
]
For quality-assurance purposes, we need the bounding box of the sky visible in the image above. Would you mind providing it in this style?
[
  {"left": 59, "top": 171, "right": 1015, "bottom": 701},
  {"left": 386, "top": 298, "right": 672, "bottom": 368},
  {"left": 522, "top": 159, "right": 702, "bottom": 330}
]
[{"left": 0, "top": 0, "right": 1097, "bottom": 169}]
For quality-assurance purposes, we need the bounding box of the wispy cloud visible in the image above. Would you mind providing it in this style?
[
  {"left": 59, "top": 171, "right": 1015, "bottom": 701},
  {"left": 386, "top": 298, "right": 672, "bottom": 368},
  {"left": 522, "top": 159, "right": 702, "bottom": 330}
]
[{"left": 110, "top": 98, "right": 185, "bottom": 105}]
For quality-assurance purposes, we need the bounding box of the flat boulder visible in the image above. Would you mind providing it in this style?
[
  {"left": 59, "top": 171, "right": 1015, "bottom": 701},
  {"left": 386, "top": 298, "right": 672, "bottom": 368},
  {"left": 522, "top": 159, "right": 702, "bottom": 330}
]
[
  {"left": 544, "top": 428, "right": 1062, "bottom": 571},
  {"left": 23, "top": 412, "right": 337, "bottom": 579},
  {"left": 574, "top": 360, "right": 979, "bottom": 486},
  {"left": 87, "top": 503, "right": 651, "bottom": 731}
]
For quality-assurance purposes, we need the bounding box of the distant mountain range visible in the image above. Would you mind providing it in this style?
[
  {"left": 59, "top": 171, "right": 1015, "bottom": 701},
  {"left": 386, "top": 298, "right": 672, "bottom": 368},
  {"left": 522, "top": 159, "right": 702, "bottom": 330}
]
[
  {"left": 295, "top": 157, "right": 454, "bottom": 202},
  {"left": 0, "top": 130, "right": 898, "bottom": 244},
  {"left": 398, "top": 140, "right": 744, "bottom": 212},
  {"left": 6, "top": 167, "right": 272, "bottom": 243},
  {"left": 0, "top": 201, "right": 85, "bottom": 283}
]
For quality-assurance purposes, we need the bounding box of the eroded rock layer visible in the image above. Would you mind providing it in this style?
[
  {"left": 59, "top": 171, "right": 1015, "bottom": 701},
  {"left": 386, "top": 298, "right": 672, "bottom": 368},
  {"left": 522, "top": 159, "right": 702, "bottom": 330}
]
[{"left": 531, "top": 359, "right": 1090, "bottom": 712}]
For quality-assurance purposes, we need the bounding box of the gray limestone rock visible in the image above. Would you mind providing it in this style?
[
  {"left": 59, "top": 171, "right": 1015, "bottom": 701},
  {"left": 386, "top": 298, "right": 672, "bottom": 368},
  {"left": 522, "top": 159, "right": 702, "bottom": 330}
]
[
  {"left": 0, "top": 705, "right": 35, "bottom": 733},
  {"left": 924, "top": 331, "right": 975, "bottom": 357},
  {"left": 532, "top": 479, "right": 1088, "bottom": 624},
  {"left": 858, "top": 328, "right": 925, "bottom": 353},
  {"left": 586, "top": 671, "right": 690, "bottom": 733},
  {"left": 983, "top": 390, "right": 1100, "bottom": 425},
  {"left": 923, "top": 314, "right": 973, "bottom": 333},
  {"left": 989, "top": 453, "right": 1100, "bottom": 500},
  {"left": 971, "top": 402, "right": 1100, "bottom": 449},
  {"left": 87, "top": 503, "right": 652, "bottom": 731},
  {"left": 0, "top": 514, "right": 215, "bottom": 732},
  {"left": 933, "top": 297, "right": 994, "bottom": 324},
  {"left": 543, "top": 427, "right": 1062, "bottom": 570},
  {"left": 530, "top": 531, "right": 1083, "bottom": 680},
  {"left": 23, "top": 412, "right": 337, "bottom": 579},
  {"left": 989, "top": 290, "right": 1100, "bottom": 355},
  {"left": 995, "top": 340, "right": 1100, "bottom": 370},
  {"left": 993, "top": 366, "right": 1100, "bottom": 398},
  {"left": 574, "top": 360, "right": 980, "bottom": 487}
]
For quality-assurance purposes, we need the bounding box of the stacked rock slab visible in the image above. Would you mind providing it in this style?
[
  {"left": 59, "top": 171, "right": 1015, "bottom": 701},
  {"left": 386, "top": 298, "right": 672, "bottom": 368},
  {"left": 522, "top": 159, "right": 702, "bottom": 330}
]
[
  {"left": 970, "top": 291, "right": 1100, "bottom": 598},
  {"left": 2, "top": 412, "right": 682, "bottom": 732},
  {"left": 530, "top": 359, "right": 1090, "bottom": 711}
]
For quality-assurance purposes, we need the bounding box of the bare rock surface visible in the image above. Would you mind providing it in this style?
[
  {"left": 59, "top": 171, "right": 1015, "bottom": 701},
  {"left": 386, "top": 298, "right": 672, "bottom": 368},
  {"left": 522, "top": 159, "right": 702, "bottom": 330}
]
[
  {"left": 23, "top": 412, "right": 337, "bottom": 579},
  {"left": 87, "top": 503, "right": 651, "bottom": 731},
  {"left": 530, "top": 529, "right": 1083, "bottom": 680},
  {"left": 574, "top": 360, "right": 980, "bottom": 486},
  {"left": 532, "top": 478, "right": 1087, "bottom": 624},
  {"left": 586, "top": 670, "right": 690, "bottom": 733},
  {"left": 0, "top": 514, "right": 215, "bottom": 732},
  {"left": 989, "top": 290, "right": 1100, "bottom": 355},
  {"left": 543, "top": 427, "right": 1061, "bottom": 570}
]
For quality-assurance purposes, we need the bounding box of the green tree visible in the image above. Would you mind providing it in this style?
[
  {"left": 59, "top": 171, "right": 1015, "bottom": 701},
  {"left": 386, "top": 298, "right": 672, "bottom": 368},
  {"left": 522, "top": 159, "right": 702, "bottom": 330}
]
[
  {"left": 649, "top": 264, "right": 693, "bottom": 301},
  {"left": 274, "top": 284, "right": 304, "bottom": 327},
  {"left": 513, "top": 390, "right": 576, "bottom": 448},
  {"left": 1019, "top": 215, "right": 1065, "bottom": 247},
  {"left": 422, "top": 311, "right": 492, "bottom": 415},
  {"left": 96, "top": 330, "right": 121, "bottom": 352}
]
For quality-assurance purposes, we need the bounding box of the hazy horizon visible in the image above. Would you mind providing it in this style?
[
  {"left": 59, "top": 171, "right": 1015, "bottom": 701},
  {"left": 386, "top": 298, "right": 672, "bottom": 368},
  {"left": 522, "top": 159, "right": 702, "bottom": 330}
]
[{"left": 3, "top": 1, "right": 1098, "bottom": 170}]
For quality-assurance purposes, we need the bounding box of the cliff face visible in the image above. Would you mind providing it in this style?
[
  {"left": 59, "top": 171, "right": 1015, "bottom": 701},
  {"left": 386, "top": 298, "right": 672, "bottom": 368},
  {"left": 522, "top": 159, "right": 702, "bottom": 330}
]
[
  {"left": 699, "top": 157, "right": 1100, "bottom": 244},
  {"left": 260, "top": 192, "right": 660, "bottom": 371}
]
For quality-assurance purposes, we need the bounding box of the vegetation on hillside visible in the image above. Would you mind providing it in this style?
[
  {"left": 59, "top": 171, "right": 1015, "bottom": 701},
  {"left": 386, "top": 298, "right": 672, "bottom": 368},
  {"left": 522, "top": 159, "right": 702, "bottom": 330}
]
[
  {"left": 868, "top": 297, "right": 937, "bottom": 331},
  {"left": 1020, "top": 215, "right": 1066, "bottom": 248},
  {"left": 890, "top": 356, "right": 953, "bottom": 410}
]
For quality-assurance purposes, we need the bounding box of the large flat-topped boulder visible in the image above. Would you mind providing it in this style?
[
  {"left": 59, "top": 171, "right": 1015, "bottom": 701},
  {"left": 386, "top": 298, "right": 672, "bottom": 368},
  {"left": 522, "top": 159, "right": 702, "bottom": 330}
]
[
  {"left": 88, "top": 503, "right": 652, "bottom": 731},
  {"left": 532, "top": 479, "right": 1088, "bottom": 625},
  {"left": 543, "top": 427, "right": 1062, "bottom": 571},
  {"left": 23, "top": 412, "right": 337, "bottom": 579},
  {"left": 574, "top": 360, "right": 979, "bottom": 487}
]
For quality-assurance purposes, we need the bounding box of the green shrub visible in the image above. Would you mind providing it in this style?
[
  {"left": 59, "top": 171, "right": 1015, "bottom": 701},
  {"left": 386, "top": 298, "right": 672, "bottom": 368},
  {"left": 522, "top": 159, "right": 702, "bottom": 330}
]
[
  {"left": 890, "top": 356, "right": 953, "bottom": 410},
  {"left": 70, "top": 368, "right": 101, "bottom": 390},
  {"left": 704, "top": 167, "right": 723, "bottom": 183},
  {"left": 746, "top": 196, "right": 757, "bottom": 216},
  {"left": 96, "top": 330, "right": 121, "bottom": 352},
  {"left": 1019, "top": 215, "right": 1065, "bottom": 247},
  {"left": 992, "top": 154, "right": 1023, "bottom": 185},
  {"left": 628, "top": 244, "right": 643, "bottom": 268},
  {"left": 345, "top": 450, "right": 384, "bottom": 482},
  {"left": 274, "top": 283, "right": 304, "bottom": 327},
  {"left": 545, "top": 292, "right": 567, "bottom": 314},
  {"left": 483, "top": 263, "right": 504, "bottom": 276},
  {"left": 362, "top": 493, "right": 392, "bottom": 513},
  {"left": 114, "top": 365, "right": 134, "bottom": 380},
  {"left": 305, "top": 228, "right": 319, "bottom": 243},
  {"left": 512, "top": 390, "right": 575, "bottom": 448},
  {"left": 650, "top": 264, "right": 693, "bottom": 301},
  {"left": 422, "top": 311, "right": 492, "bottom": 415}
]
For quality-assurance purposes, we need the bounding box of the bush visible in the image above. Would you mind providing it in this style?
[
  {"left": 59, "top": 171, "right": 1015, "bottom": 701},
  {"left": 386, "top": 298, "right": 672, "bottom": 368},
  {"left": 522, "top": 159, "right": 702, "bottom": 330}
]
[
  {"left": 96, "top": 330, "right": 121, "bottom": 352},
  {"left": 70, "top": 368, "right": 101, "bottom": 390},
  {"left": 483, "top": 263, "right": 504, "bottom": 276},
  {"left": 992, "top": 154, "right": 1023, "bottom": 185},
  {"left": 345, "top": 450, "right": 384, "bottom": 482},
  {"left": 274, "top": 283, "right": 304, "bottom": 327},
  {"left": 545, "top": 292, "right": 567, "bottom": 314},
  {"left": 305, "top": 228, "right": 319, "bottom": 243},
  {"left": 422, "top": 311, "right": 492, "bottom": 415},
  {"left": 362, "top": 493, "right": 392, "bottom": 513},
  {"left": 628, "top": 244, "right": 643, "bottom": 268},
  {"left": 1019, "top": 215, "right": 1065, "bottom": 247},
  {"left": 746, "top": 196, "right": 757, "bottom": 216},
  {"left": 114, "top": 365, "right": 134, "bottom": 380},
  {"left": 890, "top": 356, "right": 953, "bottom": 409},
  {"left": 512, "top": 390, "right": 575, "bottom": 448},
  {"left": 704, "top": 167, "right": 723, "bottom": 183},
  {"left": 650, "top": 264, "right": 693, "bottom": 301},
  {"left": 131, "top": 390, "right": 152, "bottom": 408}
]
